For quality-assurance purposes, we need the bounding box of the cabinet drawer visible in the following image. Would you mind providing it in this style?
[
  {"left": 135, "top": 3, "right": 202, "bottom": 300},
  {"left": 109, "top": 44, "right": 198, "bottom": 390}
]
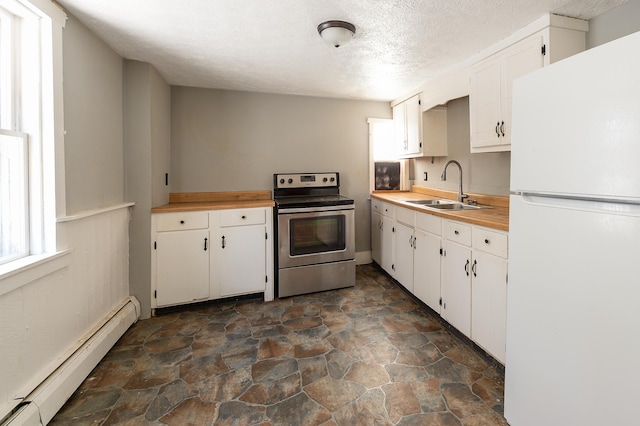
[
  {"left": 381, "top": 202, "right": 394, "bottom": 217},
  {"left": 415, "top": 212, "right": 441, "bottom": 235},
  {"left": 372, "top": 199, "right": 394, "bottom": 217},
  {"left": 219, "top": 208, "right": 266, "bottom": 227},
  {"left": 371, "top": 199, "right": 383, "bottom": 214},
  {"left": 444, "top": 220, "right": 471, "bottom": 246},
  {"left": 395, "top": 206, "right": 415, "bottom": 226},
  {"left": 156, "top": 212, "right": 209, "bottom": 232},
  {"left": 473, "top": 227, "right": 508, "bottom": 259}
]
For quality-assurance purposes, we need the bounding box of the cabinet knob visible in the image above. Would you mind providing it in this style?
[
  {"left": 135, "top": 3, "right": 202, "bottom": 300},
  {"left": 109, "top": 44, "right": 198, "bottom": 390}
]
[
  {"left": 484, "top": 238, "right": 489, "bottom": 244},
  {"left": 180, "top": 220, "right": 185, "bottom": 224},
  {"left": 454, "top": 230, "right": 459, "bottom": 235},
  {"left": 241, "top": 215, "right": 246, "bottom": 219}
]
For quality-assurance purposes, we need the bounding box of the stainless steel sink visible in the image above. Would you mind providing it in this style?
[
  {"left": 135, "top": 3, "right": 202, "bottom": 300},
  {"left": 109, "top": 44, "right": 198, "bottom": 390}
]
[
  {"left": 406, "top": 199, "right": 491, "bottom": 211},
  {"left": 426, "top": 203, "right": 490, "bottom": 211},
  {"left": 406, "top": 199, "right": 456, "bottom": 206}
]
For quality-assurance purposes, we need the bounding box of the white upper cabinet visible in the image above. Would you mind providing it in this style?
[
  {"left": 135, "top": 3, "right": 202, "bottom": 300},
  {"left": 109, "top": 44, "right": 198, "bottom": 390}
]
[
  {"left": 470, "top": 36, "right": 544, "bottom": 152},
  {"left": 394, "top": 94, "right": 423, "bottom": 157},
  {"left": 469, "top": 15, "right": 588, "bottom": 153}
]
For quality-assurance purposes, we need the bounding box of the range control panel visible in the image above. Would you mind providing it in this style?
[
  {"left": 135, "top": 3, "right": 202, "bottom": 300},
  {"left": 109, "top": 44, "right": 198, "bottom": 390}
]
[{"left": 274, "top": 172, "right": 339, "bottom": 189}]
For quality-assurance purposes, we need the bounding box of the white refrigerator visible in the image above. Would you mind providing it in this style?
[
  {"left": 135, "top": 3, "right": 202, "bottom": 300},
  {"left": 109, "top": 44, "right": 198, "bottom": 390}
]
[{"left": 505, "top": 31, "right": 640, "bottom": 425}]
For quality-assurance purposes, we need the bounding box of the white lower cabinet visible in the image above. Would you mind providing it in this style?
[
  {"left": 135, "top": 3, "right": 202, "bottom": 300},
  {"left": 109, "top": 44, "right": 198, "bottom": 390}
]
[
  {"left": 156, "top": 228, "right": 210, "bottom": 307},
  {"left": 370, "top": 199, "right": 509, "bottom": 363},
  {"left": 441, "top": 224, "right": 473, "bottom": 337},
  {"left": 470, "top": 228, "right": 509, "bottom": 364},
  {"left": 371, "top": 200, "right": 395, "bottom": 275},
  {"left": 152, "top": 207, "right": 273, "bottom": 309},
  {"left": 154, "top": 211, "right": 210, "bottom": 307},
  {"left": 212, "top": 209, "right": 268, "bottom": 298},
  {"left": 394, "top": 220, "right": 415, "bottom": 292},
  {"left": 371, "top": 210, "right": 382, "bottom": 266},
  {"left": 413, "top": 213, "right": 442, "bottom": 313},
  {"left": 441, "top": 220, "right": 509, "bottom": 362}
]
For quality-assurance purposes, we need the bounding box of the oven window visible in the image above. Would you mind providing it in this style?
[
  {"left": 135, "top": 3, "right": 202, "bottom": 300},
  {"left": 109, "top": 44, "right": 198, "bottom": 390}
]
[{"left": 289, "top": 215, "right": 346, "bottom": 255}]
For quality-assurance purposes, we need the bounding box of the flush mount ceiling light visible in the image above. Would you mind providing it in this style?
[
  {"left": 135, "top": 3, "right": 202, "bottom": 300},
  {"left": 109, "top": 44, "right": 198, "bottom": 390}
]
[{"left": 317, "top": 20, "right": 356, "bottom": 48}]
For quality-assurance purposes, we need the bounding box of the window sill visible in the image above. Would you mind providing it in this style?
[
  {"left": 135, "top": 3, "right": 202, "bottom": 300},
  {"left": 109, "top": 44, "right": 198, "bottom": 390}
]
[{"left": 0, "top": 250, "right": 71, "bottom": 297}]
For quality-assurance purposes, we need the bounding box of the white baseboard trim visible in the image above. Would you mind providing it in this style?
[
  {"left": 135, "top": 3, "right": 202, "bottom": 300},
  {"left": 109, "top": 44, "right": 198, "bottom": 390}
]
[{"left": 4, "top": 297, "right": 140, "bottom": 426}]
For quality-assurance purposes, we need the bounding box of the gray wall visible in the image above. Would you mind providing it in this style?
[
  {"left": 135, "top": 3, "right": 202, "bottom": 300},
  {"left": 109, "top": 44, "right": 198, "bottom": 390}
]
[
  {"left": 586, "top": 0, "right": 640, "bottom": 48},
  {"left": 63, "top": 15, "right": 124, "bottom": 213},
  {"left": 125, "top": 61, "right": 171, "bottom": 318},
  {"left": 413, "top": 97, "right": 511, "bottom": 196},
  {"left": 170, "top": 87, "right": 392, "bottom": 253}
]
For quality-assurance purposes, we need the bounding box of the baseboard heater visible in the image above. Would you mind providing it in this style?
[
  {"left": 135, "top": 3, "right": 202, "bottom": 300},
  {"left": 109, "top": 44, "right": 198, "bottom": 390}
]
[{"left": 3, "top": 296, "right": 140, "bottom": 426}]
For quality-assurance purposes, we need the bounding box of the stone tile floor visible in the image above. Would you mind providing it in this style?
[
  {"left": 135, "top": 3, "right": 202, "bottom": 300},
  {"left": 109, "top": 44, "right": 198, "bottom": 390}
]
[{"left": 51, "top": 264, "right": 509, "bottom": 425}]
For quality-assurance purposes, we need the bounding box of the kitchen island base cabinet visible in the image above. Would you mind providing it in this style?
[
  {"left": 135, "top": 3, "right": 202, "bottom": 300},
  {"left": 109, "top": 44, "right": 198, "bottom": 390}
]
[{"left": 152, "top": 207, "right": 273, "bottom": 310}]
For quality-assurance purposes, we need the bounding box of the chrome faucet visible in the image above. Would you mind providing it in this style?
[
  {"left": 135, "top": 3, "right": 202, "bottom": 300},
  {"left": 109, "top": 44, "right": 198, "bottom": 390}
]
[{"left": 441, "top": 160, "right": 468, "bottom": 203}]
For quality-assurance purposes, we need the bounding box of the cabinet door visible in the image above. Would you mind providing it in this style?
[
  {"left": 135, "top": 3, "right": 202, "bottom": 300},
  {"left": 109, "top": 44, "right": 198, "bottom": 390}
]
[
  {"left": 471, "top": 250, "right": 508, "bottom": 363},
  {"left": 405, "top": 95, "right": 422, "bottom": 155},
  {"left": 500, "top": 35, "right": 544, "bottom": 146},
  {"left": 156, "top": 230, "right": 210, "bottom": 307},
  {"left": 380, "top": 216, "right": 395, "bottom": 275},
  {"left": 441, "top": 241, "right": 472, "bottom": 337},
  {"left": 371, "top": 211, "right": 382, "bottom": 265},
  {"left": 215, "top": 224, "right": 266, "bottom": 297},
  {"left": 393, "top": 103, "right": 407, "bottom": 154},
  {"left": 413, "top": 229, "right": 442, "bottom": 313},
  {"left": 470, "top": 60, "right": 502, "bottom": 150},
  {"left": 394, "top": 221, "right": 414, "bottom": 292}
]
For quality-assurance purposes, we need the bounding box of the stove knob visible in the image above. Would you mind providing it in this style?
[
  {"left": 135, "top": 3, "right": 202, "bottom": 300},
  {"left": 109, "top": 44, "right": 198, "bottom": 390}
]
[
  {"left": 323, "top": 177, "right": 328, "bottom": 182},
  {"left": 330, "top": 177, "right": 335, "bottom": 182},
  {"left": 279, "top": 178, "right": 285, "bottom": 184},
  {"left": 288, "top": 178, "right": 293, "bottom": 184}
]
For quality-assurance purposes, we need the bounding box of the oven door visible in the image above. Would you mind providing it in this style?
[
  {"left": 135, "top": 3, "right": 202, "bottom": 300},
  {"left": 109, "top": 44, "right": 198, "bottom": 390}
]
[{"left": 278, "top": 205, "right": 355, "bottom": 269}]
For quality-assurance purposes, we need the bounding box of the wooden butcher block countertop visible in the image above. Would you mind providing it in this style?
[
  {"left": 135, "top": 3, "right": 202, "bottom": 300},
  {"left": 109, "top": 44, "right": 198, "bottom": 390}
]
[
  {"left": 372, "top": 186, "right": 510, "bottom": 231},
  {"left": 151, "top": 190, "right": 274, "bottom": 213}
]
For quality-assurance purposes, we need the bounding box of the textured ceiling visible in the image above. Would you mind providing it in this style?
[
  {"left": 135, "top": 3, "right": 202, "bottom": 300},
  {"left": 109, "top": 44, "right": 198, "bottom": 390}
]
[{"left": 55, "top": 0, "right": 627, "bottom": 101}]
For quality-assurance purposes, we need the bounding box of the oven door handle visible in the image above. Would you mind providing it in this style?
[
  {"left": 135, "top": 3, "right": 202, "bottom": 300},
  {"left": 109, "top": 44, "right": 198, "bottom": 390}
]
[{"left": 277, "top": 204, "right": 354, "bottom": 214}]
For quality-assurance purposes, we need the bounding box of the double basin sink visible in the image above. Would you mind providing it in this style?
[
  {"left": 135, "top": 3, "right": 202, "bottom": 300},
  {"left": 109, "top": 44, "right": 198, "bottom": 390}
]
[{"left": 406, "top": 199, "right": 491, "bottom": 211}]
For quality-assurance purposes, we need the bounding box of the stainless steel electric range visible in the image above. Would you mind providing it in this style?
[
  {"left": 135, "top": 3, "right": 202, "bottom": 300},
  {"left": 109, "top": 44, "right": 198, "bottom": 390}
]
[{"left": 273, "top": 172, "right": 355, "bottom": 297}]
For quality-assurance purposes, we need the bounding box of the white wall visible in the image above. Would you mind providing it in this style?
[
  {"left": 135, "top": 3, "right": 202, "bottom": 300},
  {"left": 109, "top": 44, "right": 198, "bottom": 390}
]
[
  {"left": 586, "top": 0, "right": 640, "bottom": 48},
  {"left": 170, "top": 87, "right": 392, "bottom": 253},
  {"left": 63, "top": 14, "right": 124, "bottom": 214},
  {"left": 0, "top": 14, "right": 132, "bottom": 419},
  {"left": 413, "top": 97, "right": 511, "bottom": 196},
  {"left": 125, "top": 61, "right": 171, "bottom": 319}
]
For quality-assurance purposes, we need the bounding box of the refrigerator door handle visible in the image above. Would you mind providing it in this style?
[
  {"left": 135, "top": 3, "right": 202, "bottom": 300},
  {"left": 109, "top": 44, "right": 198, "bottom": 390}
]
[{"left": 520, "top": 193, "right": 640, "bottom": 217}]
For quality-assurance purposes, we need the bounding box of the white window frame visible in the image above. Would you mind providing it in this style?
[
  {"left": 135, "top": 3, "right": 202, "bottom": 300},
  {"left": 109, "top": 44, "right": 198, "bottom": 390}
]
[{"left": 0, "top": 0, "right": 65, "bottom": 274}]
